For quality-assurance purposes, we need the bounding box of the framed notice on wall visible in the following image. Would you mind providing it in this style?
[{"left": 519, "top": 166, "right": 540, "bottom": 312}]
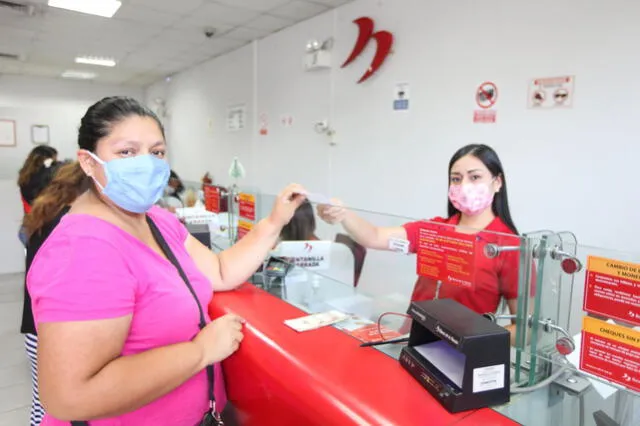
[
  {"left": 31, "top": 125, "right": 50, "bottom": 144},
  {"left": 0, "top": 119, "right": 16, "bottom": 147}
]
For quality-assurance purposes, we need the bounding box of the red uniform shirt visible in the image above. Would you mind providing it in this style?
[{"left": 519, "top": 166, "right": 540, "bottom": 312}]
[{"left": 403, "top": 215, "right": 521, "bottom": 315}]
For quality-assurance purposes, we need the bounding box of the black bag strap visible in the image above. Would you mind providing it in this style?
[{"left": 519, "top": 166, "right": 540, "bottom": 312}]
[
  {"left": 69, "top": 217, "right": 218, "bottom": 426},
  {"left": 146, "top": 216, "right": 217, "bottom": 414}
]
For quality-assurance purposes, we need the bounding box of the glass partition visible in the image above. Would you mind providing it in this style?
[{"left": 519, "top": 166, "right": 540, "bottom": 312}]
[
  {"left": 178, "top": 186, "right": 638, "bottom": 426},
  {"left": 496, "top": 237, "right": 640, "bottom": 426}
]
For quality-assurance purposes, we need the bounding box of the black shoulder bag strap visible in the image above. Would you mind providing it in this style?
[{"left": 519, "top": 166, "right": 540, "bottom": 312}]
[{"left": 69, "top": 217, "right": 222, "bottom": 426}]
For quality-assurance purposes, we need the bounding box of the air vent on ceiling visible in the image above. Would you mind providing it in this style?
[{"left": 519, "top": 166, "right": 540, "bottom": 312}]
[
  {"left": 0, "top": 1, "right": 36, "bottom": 15},
  {"left": 0, "top": 52, "right": 21, "bottom": 60}
]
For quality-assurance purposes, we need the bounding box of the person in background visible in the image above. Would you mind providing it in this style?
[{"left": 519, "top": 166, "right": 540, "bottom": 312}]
[
  {"left": 27, "top": 96, "right": 307, "bottom": 425},
  {"left": 21, "top": 163, "right": 89, "bottom": 426},
  {"left": 166, "top": 170, "right": 185, "bottom": 199},
  {"left": 317, "top": 144, "right": 525, "bottom": 342},
  {"left": 17, "top": 145, "right": 59, "bottom": 245},
  {"left": 280, "top": 200, "right": 319, "bottom": 241}
]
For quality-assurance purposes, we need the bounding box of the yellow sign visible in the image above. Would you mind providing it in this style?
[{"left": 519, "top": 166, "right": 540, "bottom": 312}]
[
  {"left": 582, "top": 316, "right": 640, "bottom": 349},
  {"left": 238, "top": 193, "right": 255, "bottom": 204},
  {"left": 587, "top": 256, "right": 640, "bottom": 281}
]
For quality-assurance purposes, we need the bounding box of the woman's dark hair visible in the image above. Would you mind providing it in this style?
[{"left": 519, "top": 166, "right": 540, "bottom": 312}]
[
  {"left": 447, "top": 144, "right": 518, "bottom": 234},
  {"left": 25, "top": 97, "right": 163, "bottom": 237},
  {"left": 79, "top": 96, "right": 164, "bottom": 152},
  {"left": 280, "top": 200, "right": 317, "bottom": 241},
  {"left": 18, "top": 145, "right": 58, "bottom": 188},
  {"left": 169, "top": 170, "right": 185, "bottom": 196}
]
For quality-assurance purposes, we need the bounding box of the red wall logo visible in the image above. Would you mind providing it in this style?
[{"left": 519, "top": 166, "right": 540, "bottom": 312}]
[{"left": 342, "top": 17, "right": 393, "bottom": 84}]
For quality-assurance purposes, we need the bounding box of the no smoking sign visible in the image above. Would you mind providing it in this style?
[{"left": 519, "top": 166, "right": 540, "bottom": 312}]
[{"left": 476, "top": 82, "right": 498, "bottom": 109}]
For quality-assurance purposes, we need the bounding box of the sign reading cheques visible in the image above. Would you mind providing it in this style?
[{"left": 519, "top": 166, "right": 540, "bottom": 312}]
[
  {"left": 203, "top": 184, "right": 221, "bottom": 214},
  {"left": 416, "top": 222, "right": 477, "bottom": 289},
  {"left": 236, "top": 193, "right": 256, "bottom": 240},
  {"left": 580, "top": 316, "right": 640, "bottom": 392},
  {"left": 583, "top": 256, "right": 640, "bottom": 326}
]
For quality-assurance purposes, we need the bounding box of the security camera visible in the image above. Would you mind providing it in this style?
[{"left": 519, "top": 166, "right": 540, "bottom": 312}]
[{"left": 204, "top": 27, "right": 216, "bottom": 38}]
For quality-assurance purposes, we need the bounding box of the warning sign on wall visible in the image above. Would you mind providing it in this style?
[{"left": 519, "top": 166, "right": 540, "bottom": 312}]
[
  {"left": 528, "top": 76, "right": 574, "bottom": 109},
  {"left": 476, "top": 82, "right": 498, "bottom": 109}
]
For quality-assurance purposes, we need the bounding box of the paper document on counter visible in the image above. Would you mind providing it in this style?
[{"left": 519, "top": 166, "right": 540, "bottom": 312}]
[{"left": 284, "top": 310, "right": 350, "bottom": 332}]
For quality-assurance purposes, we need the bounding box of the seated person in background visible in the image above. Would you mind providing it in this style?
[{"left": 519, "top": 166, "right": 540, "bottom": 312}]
[
  {"left": 280, "top": 200, "right": 319, "bottom": 241},
  {"left": 162, "top": 170, "right": 186, "bottom": 210}
]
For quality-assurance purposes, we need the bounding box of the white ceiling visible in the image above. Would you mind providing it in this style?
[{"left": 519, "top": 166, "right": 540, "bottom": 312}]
[{"left": 0, "top": 0, "right": 351, "bottom": 86}]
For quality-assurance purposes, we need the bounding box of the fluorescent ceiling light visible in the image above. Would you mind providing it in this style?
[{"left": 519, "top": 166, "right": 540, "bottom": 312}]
[
  {"left": 75, "top": 56, "right": 116, "bottom": 67},
  {"left": 48, "top": 0, "right": 122, "bottom": 18},
  {"left": 61, "top": 70, "right": 97, "bottom": 79}
]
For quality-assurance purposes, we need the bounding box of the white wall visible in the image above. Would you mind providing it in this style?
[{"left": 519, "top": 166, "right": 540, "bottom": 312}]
[
  {"left": 0, "top": 75, "right": 142, "bottom": 273},
  {"left": 146, "top": 0, "right": 640, "bottom": 255}
]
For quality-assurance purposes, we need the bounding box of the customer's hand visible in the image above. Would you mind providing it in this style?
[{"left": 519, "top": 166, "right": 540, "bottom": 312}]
[
  {"left": 316, "top": 199, "right": 347, "bottom": 224},
  {"left": 193, "top": 314, "right": 244, "bottom": 365},
  {"left": 268, "top": 183, "right": 307, "bottom": 227}
]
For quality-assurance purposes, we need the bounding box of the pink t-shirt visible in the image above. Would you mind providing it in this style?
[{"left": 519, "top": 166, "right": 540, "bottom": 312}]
[{"left": 28, "top": 206, "right": 227, "bottom": 426}]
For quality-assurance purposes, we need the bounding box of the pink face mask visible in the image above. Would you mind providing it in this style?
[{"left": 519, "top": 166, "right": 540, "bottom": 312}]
[{"left": 448, "top": 183, "right": 495, "bottom": 216}]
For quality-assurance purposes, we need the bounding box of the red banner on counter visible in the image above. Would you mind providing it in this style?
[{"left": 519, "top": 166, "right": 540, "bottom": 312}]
[
  {"left": 580, "top": 316, "right": 640, "bottom": 392},
  {"left": 237, "top": 220, "right": 253, "bottom": 240},
  {"left": 238, "top": 193, "right": 256, "bottom": 221},
  {"left": 583, "top": 256, "right": 640, "bottom": 327},
  {"left": 204, "top": 185, "right": 221, "bottom": 213},
  {"left": 416, "top": 222, "right": 477, "bottom": 289}
]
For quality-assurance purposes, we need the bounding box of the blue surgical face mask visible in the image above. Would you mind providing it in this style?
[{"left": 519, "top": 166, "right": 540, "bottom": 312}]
[{"left": 86, "top": 151, "right": 171, "bottom": 213}]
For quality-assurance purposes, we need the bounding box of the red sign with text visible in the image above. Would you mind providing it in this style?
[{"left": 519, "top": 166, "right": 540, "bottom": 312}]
[
  {"left": 416, "top": 222, "right": 477, "bottom": 289},
  {"left": 237, "top": 220, "right": 253, "bottom": 240},
  {"left": 580, "top": 316, "right": 640, "bottom": 392},
  {"left": 238, "top": 193, "right": 256, "bottom": 221},
  {"left": 203, "top": 185, "right": 221, "bottom": 214},
  {"left": 584, "top": 256, "right": 640, "bottom": 327}
]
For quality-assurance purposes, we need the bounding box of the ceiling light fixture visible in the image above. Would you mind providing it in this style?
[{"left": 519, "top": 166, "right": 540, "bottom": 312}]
[
  {"left": 75, "top": 56, "right": 116, "bottom": 67},
  {"left": 48, "top": 0, "right": 122, "bottom": 18},
  {"left": 61, "top": 70, "right": 97, "bottom": 79}
]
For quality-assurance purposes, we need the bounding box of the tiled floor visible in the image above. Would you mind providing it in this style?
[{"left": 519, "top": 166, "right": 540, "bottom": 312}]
[{"left": 0, "top": 273, "right": 31, "bottom": 425}]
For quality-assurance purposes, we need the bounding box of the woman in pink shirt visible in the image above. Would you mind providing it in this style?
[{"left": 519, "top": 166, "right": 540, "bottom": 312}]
[{"left": 27, "top": 96, "right": 307, "bottom": 426}]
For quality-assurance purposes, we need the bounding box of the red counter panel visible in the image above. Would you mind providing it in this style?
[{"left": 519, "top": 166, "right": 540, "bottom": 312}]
[{"left": 209, "top": 284, "right": 518, "bottom": 426}]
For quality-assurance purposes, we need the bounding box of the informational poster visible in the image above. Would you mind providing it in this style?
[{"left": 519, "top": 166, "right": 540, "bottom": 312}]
[
  {"left": 237, "top": 220, "right": 253, "bottom": 240},
  {"left": 473, "top": 82, "right": 498, "bottom": 123},
  {"left": 226, "top": 104, "right": 246, "bottom": 132},
  {"left": 528, "top": 76, "right": 574, "bottom": 109},
  {"left": 393, "top": 82, "right": 410, "bottom": 111},
  {"left": 203, "top": 185, "right": 221, "bottom": 214},
  {"left": 416, "top": 222, "right": 477, "bottom": 289},
  {"left": 583, "top": 256, "right": 640, "bottom": 326},
  {"left": 0, "top": 119, "right": 16, "bottom": 147},
  {"left": 580, "top": 316, "right": 640, "bottom": 392},
  {"left": 238, "top": 193, "right": 256, "bottom": 221}
]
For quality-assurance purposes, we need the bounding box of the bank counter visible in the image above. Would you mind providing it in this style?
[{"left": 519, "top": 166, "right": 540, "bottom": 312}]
[
  {"left": 208, "top": 283, "right": 517, "bottom": 426},
  {"left": 185, "top": 184, "right": 640, "bottom": 426}
]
